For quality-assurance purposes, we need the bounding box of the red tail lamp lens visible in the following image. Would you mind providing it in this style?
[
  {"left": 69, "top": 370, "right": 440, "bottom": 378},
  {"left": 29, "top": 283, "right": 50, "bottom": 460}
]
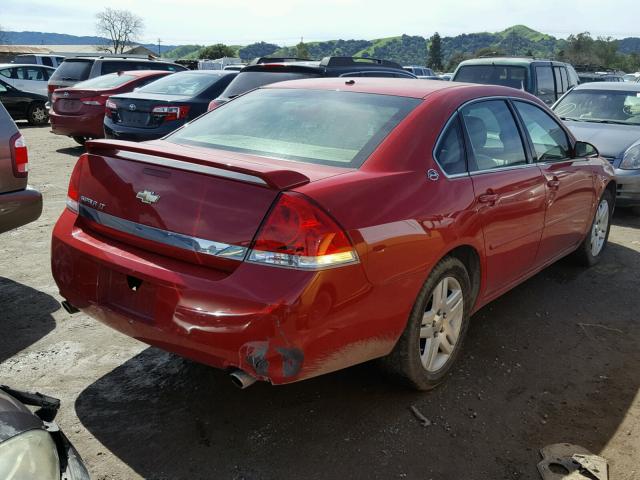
[
  {"left": 248, "top": 192, "right": 357, "bottom": 269},
  {"left": 66, "top": 154, "right": 86, "bottom": 213}
]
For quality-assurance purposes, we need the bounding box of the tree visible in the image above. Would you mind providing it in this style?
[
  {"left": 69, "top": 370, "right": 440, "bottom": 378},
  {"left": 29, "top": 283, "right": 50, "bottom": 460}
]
[
  {"left": 199, "top": 44, "right": 236, "bottom": 59},
  {"left": 238, "top": 42, "right": 279, "bottom": 61},
  {"left": 296, "top": 40, "right": 310, "bottom": 59},
  {"left": 446, "top": 51, "right": 470, "bottom": 72},
  {"left": 96, "top": 8, "right": 144, "bottom": 54},
  {"left": 427, "top": 33, "right": 443, "bottom": 70}
]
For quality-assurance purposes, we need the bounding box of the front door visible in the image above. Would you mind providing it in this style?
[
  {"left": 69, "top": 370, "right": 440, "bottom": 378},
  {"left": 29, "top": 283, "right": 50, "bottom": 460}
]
[
  {"left": 512, "top": 100, "right": 595, "bottom": 265},
  {"left": 461, "top": 99, "right": 547, "bottom": 297}
]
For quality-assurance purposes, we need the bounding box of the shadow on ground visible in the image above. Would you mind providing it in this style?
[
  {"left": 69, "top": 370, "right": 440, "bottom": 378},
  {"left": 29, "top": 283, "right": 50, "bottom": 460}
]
[
  {"left": 75, "top": 242, "right": 640, "bottom": 479},
  {"left": 0, "top": 278, "right": 58, "bottom": 363},
  {"left": 56, "top": 146, "right": 85, "bottom": 157}
]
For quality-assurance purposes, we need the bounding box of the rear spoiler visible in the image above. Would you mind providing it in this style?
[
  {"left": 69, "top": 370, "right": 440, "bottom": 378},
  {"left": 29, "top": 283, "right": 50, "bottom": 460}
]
[{"left": 85, "top": 139, "right": 310, "bottom": 190}]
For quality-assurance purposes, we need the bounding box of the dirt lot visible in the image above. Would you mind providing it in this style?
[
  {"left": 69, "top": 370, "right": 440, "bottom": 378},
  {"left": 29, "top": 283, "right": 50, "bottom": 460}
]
[{"left": 1, "top": 123, "right": 639, "bottom": 480}]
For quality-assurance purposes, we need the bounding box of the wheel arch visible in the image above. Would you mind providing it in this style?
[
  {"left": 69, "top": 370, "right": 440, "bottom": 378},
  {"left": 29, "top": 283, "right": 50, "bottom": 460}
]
[{"left": 441, "top": 244, "right": 482, "bottom": 310}]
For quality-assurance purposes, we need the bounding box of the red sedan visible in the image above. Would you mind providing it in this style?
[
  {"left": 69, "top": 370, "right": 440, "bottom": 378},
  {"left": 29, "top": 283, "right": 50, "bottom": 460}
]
[
  {"left": 49, "top": 70, "right": 172, "bottom": 145},
  {"left": 51, "top": 78, "right": 615, "bottom": 390}
]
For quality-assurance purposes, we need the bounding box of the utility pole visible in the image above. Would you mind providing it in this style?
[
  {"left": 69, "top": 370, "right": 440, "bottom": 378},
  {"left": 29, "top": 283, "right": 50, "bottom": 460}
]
[{"left": 157, "top": 38, "right": 162, "bottom": 57}]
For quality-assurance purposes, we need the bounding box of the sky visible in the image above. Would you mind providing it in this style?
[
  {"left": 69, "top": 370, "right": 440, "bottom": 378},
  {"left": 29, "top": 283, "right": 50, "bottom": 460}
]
[{"left": 1, "top": 0, "right": 639, "bottom": 46}]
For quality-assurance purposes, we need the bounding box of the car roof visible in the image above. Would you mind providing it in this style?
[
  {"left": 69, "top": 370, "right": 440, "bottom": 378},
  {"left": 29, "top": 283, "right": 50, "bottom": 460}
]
[
  {"left": 458, "top": 57, "right": 563, "bottom": 67},
  {"left": 573, "top": 82, "right": 640, "bottom": 92},
  {"left": 262, "top": 76, "right": 533, "bottom": 100},
  {"left": 174, "top": 70, "right": 234, "bottom": 75},
  {"left": 0, "top": 63, "right": 56, "bottom": 70}
]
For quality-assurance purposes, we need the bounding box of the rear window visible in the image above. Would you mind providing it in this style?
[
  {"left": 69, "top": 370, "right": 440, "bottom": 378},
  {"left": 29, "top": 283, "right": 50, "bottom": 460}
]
[
  {"left": 16, "top": 55, "right": 36, "bottom": 64},
  {"left": 167, "top": 88, "right": 420, "bottom": 168},
  {"left": 50, "top": 60, "right": 92, "bottom": 82},
  {"left": 100, "top": 61, "right": 183, "bottom": 75},
  {"left": 138, "top": 72, "right": 220, "bottom": 96},
  {"left": 455, "top": 65, "right": 527, "bottom": 89},
  {"left": 73, "top": 73, "right": 137, "bottom": 90},
  {"left": 222, "top": 71, "right": 319, "bottom": 99}
]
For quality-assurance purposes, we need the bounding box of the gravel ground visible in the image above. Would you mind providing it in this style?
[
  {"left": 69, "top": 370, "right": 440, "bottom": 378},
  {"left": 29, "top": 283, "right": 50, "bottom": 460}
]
[{"left": 1, "top": 123, "right": 639, "bottom": 480}]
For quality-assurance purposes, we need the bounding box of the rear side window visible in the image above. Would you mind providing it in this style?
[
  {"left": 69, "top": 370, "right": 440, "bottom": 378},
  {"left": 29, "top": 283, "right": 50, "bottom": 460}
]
[
  {"left": 167, "top": 88, "right": 420, "bottom": 168},
  {"left": 41, "top": 57, "right": 53, "bottom": 67},
  {"left": 461, "top": 100, "right": 527, "bottom": 171},
  {"left": 222, "top": 71, "right": 319, "bottom": 99},
  {"left": 16, "top": 55, "right": 36, "bottom": 64},
  {"left": 50, "top": 60, "right": 92, "bottom": 82},
  {"left": 435, "top": 116, "right": 466, "bottom": 175},
  {"left": 455, "top": 65, "right": 527, "bottom": 90},
  {"left": 514, "top": 101, "right": 570, "bottom": 161},
  {"left": 535, "top": 66, "right": 555, "bottom": 104},
  {"left": 16, "top": 67, "right": 47, "bottom": 81},
  {"left": 0, "top": 69, "right": 11, "bottom": 79}
]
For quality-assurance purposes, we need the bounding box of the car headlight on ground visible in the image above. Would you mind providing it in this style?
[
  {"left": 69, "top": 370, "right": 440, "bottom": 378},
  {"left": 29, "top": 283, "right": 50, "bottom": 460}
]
[
  {"left": 620, "top": 144, "right": 640, "bottom": 169},
  {"left": 0, "top": 429, "right": 60, "bottom": 480}
]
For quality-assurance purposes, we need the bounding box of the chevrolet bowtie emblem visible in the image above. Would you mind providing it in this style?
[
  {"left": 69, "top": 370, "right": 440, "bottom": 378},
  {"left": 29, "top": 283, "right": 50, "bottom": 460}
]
[{"left": 136, "top": 190, "right": 160, "bottom": 204}]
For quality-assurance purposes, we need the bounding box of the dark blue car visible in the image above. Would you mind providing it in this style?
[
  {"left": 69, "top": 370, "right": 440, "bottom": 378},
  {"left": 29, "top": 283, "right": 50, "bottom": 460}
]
[{"left": 104, "top": 70, "right": 237, "bottom": 141}]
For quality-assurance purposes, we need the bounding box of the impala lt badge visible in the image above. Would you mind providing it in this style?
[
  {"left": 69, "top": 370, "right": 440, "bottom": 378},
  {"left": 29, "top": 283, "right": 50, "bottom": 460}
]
[{"left": 136, "top": 190, "right": 160, "bottom": 204}]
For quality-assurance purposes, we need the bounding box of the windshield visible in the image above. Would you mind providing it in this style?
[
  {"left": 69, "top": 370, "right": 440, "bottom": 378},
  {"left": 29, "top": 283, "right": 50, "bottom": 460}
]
[
  {"left": 222, "top": 71, "right": 319, "bottom": 99},
  {"left": 454, "top": 65, "right": 527, "bottom": 89},
  {"left": 167, "top": 88, "right": 420, "bottom": 168},
  {"left": 73, "top": 73, "right": 137, "bottom": 90},
  {"left": 49, "top": 60, "right": 92, "bottom": 82},
  {"left": 137, "top": 72, "right": 219, "bottom": 96},
  {"left": 553, "top": 89, "right": 640, "bottom": 125}
]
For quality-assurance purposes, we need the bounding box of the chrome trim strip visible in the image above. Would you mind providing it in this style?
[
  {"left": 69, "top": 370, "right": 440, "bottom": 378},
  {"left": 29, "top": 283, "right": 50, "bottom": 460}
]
[
  {"left": 469, "top": 163, "right": 539, "bottom": 176},
  {"left": 116, "top": 150, "right": 269, "bottom": 186},
  {"left": 79, "top": 205, "right": 248, "bottom": 261}
]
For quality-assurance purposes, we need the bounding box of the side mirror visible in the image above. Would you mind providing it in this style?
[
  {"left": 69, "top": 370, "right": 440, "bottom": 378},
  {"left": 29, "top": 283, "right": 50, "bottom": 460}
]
[{"left": 574, "top": 141, "right": 599, "bottom": 158}]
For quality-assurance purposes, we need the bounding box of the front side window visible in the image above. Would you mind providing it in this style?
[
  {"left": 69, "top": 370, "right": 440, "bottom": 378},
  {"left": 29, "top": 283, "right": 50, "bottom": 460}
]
[
  {"left": 553, "top": 89, "right": 640, "bottom": 125},
  {"left": 515, "top": 101, "right": 570, "bottom": 161},
  {"left": 461, "top": 100, "right": 527, "bottom": 171},
  {"left": 167, "top": 88, "right": 420, "bottom": 168},
  {"left": 435, "top": 116, "right": 466, "bottom": 175},
  {"left": 454, "top": 65, "right": 527, "bottom": 90},
  {"left": 41, "top": 56, "right": 53, "bottom": 67},
  {"left": 16, "top": 67, "right": 46, "bottom": 81}
]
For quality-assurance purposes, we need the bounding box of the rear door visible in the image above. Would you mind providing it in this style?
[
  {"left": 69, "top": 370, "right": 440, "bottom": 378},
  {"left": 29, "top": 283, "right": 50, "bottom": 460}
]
[
  {"left": 512, "top": 100, "right": 595, "bottom": 265},
  {"left": 461, "top": 99, "right": 547, "bottom": 296}
]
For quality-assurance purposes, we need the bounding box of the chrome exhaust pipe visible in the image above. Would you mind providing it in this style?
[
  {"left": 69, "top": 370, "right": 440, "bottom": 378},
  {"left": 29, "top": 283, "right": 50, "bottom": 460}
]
[
  {"left": 61, "top": 300, "right": 79, "bottom": 314},
  {"left": 229, "top": 369, "right": 257, "bottom": 389}
]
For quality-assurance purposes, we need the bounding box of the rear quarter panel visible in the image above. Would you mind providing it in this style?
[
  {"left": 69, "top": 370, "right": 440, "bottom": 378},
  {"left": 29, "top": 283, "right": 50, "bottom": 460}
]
[{"left": 0, "top": 104, "right": 25, "bottom": 194}]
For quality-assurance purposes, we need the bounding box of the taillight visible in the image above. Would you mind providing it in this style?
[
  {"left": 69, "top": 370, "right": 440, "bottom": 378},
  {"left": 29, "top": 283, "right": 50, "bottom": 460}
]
[
  {"left": 48, "top": 84, "right": 59, "bottom": 94},
  {"left": 105, "top": 99, "right": 117, "bottom": 118},
  {"left": 247, "top": 192, "right": 358, "bottom": 269},
  {"left": 207, "top": 99, "right": 224, "bottom": 112},
  {"left": 10, "top": 133, "right": 28, "bottom": 177},
  {"left": 81, "top": 95, "right": 107, "bottom": 106},
  {"left": 152, "top": 105, "right": 190, "bottom": 121},
  {"left": 66, "top": 154, "right": 86, "bottom": 213}
]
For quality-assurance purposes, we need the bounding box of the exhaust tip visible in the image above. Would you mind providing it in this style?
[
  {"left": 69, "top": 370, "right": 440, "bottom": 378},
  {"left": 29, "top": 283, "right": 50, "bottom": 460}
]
[
  {"left": 229, "top": 369, "right": 257, "bottom": 389},
  {"left": 61, "top": 300, "right": 79, "bottom": 315}
]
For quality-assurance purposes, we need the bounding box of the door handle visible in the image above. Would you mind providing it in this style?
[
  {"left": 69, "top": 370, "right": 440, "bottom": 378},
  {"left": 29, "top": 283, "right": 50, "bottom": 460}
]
[
  {"left": 478, "top": 191, "right": 499, "bottom": 205},
  {"left": 547, "top": 177, "right": 560, "bottom": 190}
]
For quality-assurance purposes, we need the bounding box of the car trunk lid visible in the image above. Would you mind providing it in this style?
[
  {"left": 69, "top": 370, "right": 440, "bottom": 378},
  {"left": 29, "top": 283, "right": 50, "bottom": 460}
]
[
  {"left": 108, "top": 93, "right": 191, "bottom": 128},
  {"left": 77, "top": 139, "right": 347, "bottom": 270},
  {"left": 52, "top": 89, "right": 105, "bottom": 114}
]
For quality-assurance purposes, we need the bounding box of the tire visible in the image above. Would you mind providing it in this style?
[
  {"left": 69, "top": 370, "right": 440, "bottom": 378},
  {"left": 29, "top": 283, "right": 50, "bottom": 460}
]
[
  {"left": 73, "top": 136, "right": 87, "bottom": 146},
  {"left": 380, "top": 256, "right": 473, "bottom": 391},
  {"left": 573, "top": 189, "right": 613, "bottom": 267},
  {"left": 27, "top": 102, "right": 48, "bottom": 126}
]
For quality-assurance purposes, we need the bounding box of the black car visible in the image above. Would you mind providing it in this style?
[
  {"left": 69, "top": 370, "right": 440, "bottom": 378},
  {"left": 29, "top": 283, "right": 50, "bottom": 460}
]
[
  {"left": 0, "top": 79, "right": 48, "bottom": 125},
  {"left": 209, "top": 56, "right": 416, "bottom": 109},
  {"left": 0, "top": 386, "right": 89, "bottom": 479},
  {"left": 104, "top": 70, "right": 238, "bottom": 141},
  {"left": 48, "top": 55, "right": 187, "bottom": 100}
]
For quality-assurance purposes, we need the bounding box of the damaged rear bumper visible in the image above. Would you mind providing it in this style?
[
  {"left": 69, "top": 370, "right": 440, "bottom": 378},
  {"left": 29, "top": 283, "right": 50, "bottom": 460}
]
[{"left": 52, "top": 210, "right": 401, "bottom": 384}]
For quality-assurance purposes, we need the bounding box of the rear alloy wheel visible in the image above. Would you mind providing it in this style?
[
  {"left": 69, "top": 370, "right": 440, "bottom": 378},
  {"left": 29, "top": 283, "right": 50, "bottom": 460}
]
[
  {"left": 574, "top": 189, "right": 613, "bottom": 266},
  {"left": 381, "top": 256, "right": 472, "bottom": 391},
  {"left": 73, "top": 136, "right": 88, "bottom": 146},
  {"left": 27, "top": 103, "right": 48, "bottom": 126}
]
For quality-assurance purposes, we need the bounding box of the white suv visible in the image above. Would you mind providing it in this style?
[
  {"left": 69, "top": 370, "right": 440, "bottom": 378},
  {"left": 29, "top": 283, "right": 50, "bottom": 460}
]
[{"left": 13, "top": 54, "right": 65, "bottom": 68}]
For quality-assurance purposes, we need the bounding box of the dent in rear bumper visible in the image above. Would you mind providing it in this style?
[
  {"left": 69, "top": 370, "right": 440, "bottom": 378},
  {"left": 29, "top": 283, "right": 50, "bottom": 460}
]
[
  {"left": 51, "top": 210, "right": 401, "bottom": 384},
  {"left": 0, "top": 186, "right": 43, "bottom": 234}
]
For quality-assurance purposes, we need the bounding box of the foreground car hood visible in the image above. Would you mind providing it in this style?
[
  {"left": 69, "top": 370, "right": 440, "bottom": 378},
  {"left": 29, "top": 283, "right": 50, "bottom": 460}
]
[
  {"left": 0, "top": 390, "right": 43, "bottom": 443},
  {"left": 563, "top": 120, "right": 640, "bottom": 158}
]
